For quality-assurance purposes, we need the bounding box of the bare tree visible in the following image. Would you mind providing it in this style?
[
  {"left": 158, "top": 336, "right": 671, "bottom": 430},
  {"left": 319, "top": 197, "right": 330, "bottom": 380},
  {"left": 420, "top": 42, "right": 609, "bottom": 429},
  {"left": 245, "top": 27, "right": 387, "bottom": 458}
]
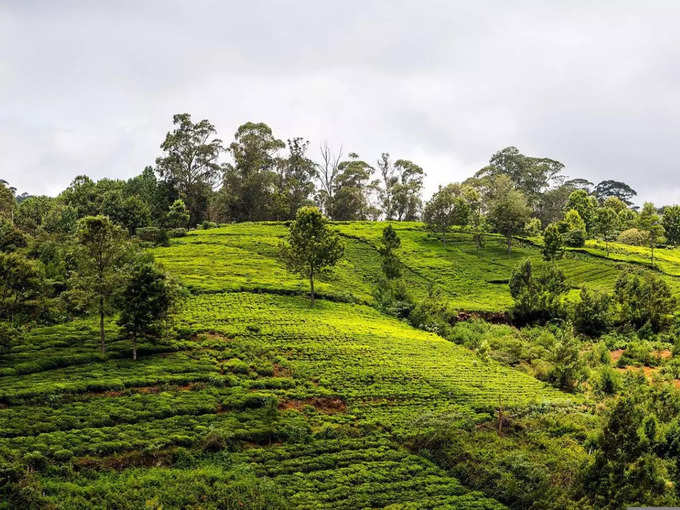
[{"left": 315, "top": 142, "right": 343, "bottom": 215}]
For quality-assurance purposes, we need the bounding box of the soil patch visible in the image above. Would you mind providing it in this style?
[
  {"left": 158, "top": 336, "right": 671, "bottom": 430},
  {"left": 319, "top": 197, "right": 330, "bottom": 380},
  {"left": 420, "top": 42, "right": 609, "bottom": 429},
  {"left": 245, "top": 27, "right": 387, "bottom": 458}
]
[{"left": 278, "top": 397, "right": 346, "bottom": 414}]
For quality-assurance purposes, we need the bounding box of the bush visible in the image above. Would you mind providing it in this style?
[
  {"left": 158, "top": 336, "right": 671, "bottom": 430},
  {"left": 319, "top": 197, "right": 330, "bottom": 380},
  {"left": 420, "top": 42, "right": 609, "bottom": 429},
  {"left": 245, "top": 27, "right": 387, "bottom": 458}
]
[
  {"left": 168, "top": 227, "right": 187, "bottom": 238},
  {"left": 617, "top": 228, "right": 649, "bottom": 246},
  {"left": 573, "top": 288, "right": 612, "bottom": 337},
  {"left": 563, "top": 228, "right": 586, "bottom": 247},
  {"left": 201, "top": 221, "right": 217, "bottom": 230},
  {"left": 509, "top": 259, "right": 568, "bottom": 325},
  {"left": 597, "top": 367, "right": 622, "bottom": 395},
  {"left": 0, "top": 321, "right": 19, "bottom": 353}
]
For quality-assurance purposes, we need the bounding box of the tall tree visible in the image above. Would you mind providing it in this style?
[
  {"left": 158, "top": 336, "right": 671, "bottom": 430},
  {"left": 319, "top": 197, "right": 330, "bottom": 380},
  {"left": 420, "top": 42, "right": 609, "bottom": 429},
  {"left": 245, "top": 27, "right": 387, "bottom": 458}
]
[
  {"left": 328, "top": 153, "right": 377, "bottom": 220},
  {"left": 378, "top": 225, "right": 402, "bottom": 280},
  {"left": 594, "top": 206, "right": 619, "bottom": 256},
  {"left": 73, "top": 216, "right": 131, "bottom": 353},
  {"left": 594, "top": 180, "right": 637, "bottom": 205},
  {"left": 155, "top": 113, "right": 224, "bottom": 226},
  {"left": 542, "top": 223, "right": 563, "bottom": 261},
  {"left": 638, "top": 202, "right": 664, "bottom": 267},
  {"left": 565, "top": 189, "right": 597, "bottom": 233},
  {"left": 0, "top": 252, "right": 41, "bottom": 321},
  {"left": 280, "top": 207, "right": 344, "bottom": 306},
  {"left": 221, "top": 122, "right": 285, "bottom": 221},
  {"left": 488, "top": 184, "right": 532, "bottom": 254},
  {"left": 423, "top": 183, "right": 470, "bottom": 245},
  {"left": 166, "top": 199, "right": 190, "bottom": 229},
  {"left": 662, "top": 205, "right": 680, "bottom": 246},
  {"left": 276, "top": 138, "right": 317, "bottom": 219},
  {"left": 0, "top": 182, "right": 16, "bottom": 224},
  {"left": 475, "top": 146, "right": 564, "bottom": 209},
  {"left": 315, "top": 143, "right": 343, "bottom": 216}
]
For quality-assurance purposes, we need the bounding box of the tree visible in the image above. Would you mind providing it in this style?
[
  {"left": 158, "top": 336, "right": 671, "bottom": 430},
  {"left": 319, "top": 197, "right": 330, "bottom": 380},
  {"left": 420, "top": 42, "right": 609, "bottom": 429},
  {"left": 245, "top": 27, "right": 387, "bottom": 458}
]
[
  {"left": 276, "top": 137, "right": 317, "bottom": 219},
  {"left": 594, "top": 206, "right": 619, "bottom": 256},
  {"left": 166, "top": 199, "right": 190, "bottom": 229},
  {"left": 573, "top": 287, "right": 612, "bottom": 337},
  {"left": 475, "top": 146, "right": 565, "bottom": 209},
  {"left": 562, "top": 209, "right": 587, "bottom": 247},
  {"left": 377, "top": 154, "right": 424, "bottom": 221},
  {"left": 565, "top": 189, "right": 597, "bottom": 233},
  {"left": 279, "top": 207, "right": 344, "bottom": 306},
  {"left": 0, "top": 182, "right": 16, "bottom": 224},
  {"left": 100, "top": 191, "right": 151, "bottom": 235},
  {"left": 662, "top": 205, "right": 680, "bottom": 246},
  {"left": 463, "top": 185, "right": 486, "bottom": 250},
  {"left": 378, "top": 225, "right": 402, "bottom": 280},
  {"left": 73, "top": 216, "right": 131, "bottom": 353},
  {"left": 125, "top": 167, "right": 178, "bottom": 226},
  {"left": 548, "top": 328, "right": 586, "bottom": 392},
  {"left": 0, "top": 220, "right": 27, "bottom": 253},
  {"left": 638, "top": 202, "right": 664, "bottom": 267},
  {"left": 488, "top": 186, "right": 531, "bottom": 254},
  {"left": 423, "top": 184, "right": 470, "bottom": 245},
  {"left": 594, "top": 179, "right": 637, "bottom": 205},
  {"left": 155, "top": 113, "right": 224, "bottom": 226},
  {"left": 618, "top": 208, "right": 638, "bottom": 230},
  {"left": 508, "top": 259, "right": 568, "bottom": 324},
  {"left": 542, "top": 223, "right": 563, "bottom": 261},
  {"left": 328, "top": 153, "right": 378, "bottom": 221},
  {"left": 314, "top": 143, "right": 343, "bottom": 216},
  {"left": 614, "top": 269, "right": 676, "bottom": 333},
  {"left": 0, "top": 252, "right": 41, "bottom": 321},
  {"left": 220, "top": 122, "right": 285, "bottom": 222},
  {"left": 118, "top": 262, "right": 177, "bottom": 360},
  {"left": 584, "top": 397, "right": 670, "bottom": 508},
  {"left": 603, "top": 196, "right": 627, "bottom": 214}
]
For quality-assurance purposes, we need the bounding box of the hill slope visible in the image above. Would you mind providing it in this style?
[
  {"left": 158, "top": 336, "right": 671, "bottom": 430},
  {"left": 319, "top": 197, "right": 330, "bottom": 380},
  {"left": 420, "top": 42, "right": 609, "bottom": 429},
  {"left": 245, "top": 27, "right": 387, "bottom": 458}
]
[{"left": 1, "top": 221, "right": 626, "bottom": 509}]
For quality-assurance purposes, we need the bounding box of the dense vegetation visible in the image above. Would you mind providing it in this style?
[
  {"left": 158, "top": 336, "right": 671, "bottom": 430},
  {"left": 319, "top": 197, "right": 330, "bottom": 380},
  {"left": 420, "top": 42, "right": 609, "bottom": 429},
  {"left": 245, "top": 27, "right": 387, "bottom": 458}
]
[{"left": 4, "top": 114, "right": 680, "bottom": 508}]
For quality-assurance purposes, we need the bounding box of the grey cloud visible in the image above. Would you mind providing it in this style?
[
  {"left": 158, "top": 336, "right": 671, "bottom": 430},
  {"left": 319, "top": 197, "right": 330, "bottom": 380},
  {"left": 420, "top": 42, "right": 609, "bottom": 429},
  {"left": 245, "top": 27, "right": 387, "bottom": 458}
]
[{"left": 1, "top": 1, "right": 679, "bottom": 205}]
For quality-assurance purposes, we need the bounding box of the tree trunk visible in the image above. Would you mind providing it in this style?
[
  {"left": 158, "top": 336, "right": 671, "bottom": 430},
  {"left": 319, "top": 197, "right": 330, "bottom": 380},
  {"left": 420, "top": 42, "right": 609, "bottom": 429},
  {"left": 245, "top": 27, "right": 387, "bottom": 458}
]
[
  {"left": 99, "top": 295, "right": 106, "bottom": 354},
  {"left": 442, "top": 230, "right": 446, "bottom": 246},
  {"left": 132, "top": 336, "right": 137, "bottom": 361},
  {"left": 309, "top": 271, "right": 315, "bottom": 307},
  {"left": 507, "top": 235, "right": 512, "bottom": 254}
]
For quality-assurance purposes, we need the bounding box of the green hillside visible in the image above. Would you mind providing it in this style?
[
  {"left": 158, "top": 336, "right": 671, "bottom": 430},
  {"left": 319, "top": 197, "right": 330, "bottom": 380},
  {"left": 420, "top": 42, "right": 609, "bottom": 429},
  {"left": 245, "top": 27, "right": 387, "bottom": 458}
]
[{"left": 0, "top": 221, "right": 591, "bottom": 509}]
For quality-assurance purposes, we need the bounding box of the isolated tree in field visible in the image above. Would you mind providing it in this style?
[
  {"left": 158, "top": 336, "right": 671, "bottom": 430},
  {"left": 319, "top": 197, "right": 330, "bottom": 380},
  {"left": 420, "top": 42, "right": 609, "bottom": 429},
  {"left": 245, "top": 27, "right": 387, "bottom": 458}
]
[
  {"left": 378, "top": 225, "right": 402, "bottom": 280},
  {"left": 542, "top": 223, "right": 563, "bottom": 261},
  {"left": 594, "top": 206, "right": 619, "bottom": 256},
  {"left": 423, "top": 184, "right": 469, "bottom": 245},
  {"left": 0, "top": 252, "right": 41, "bottom": 321},
  {"left": 118, "top": 262, "right": 176, "bottom": 360},
  {"left": 166, "top": 199, "right": 190, "bottom": 228},
  {"left": 74, "top": 216, "right": 130, "bottom": 353},
  {"left": 155, "top": 113, "right": 224, "bottom": 226},
  {"left": 662, "top": 205, "right": 680, "bottom": 246},
  {"left": 280, "top": 207, "right": 344, "bottom": 306},
  {"left": 594, "top": 179, "right": 637, "bottom": 205},
  {"left": 488, "top": 187, "right": 531, "bottom": 254},
  {"left": 638, "top": 202, "right": 664, "bottom": 267}
]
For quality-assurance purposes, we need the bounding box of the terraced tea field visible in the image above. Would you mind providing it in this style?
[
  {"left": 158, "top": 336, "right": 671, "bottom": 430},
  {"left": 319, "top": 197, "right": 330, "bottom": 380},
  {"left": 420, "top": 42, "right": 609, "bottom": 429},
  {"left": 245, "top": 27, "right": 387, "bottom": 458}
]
[{"left": 5, "top": 220, "right": 671, "bottom": 509}]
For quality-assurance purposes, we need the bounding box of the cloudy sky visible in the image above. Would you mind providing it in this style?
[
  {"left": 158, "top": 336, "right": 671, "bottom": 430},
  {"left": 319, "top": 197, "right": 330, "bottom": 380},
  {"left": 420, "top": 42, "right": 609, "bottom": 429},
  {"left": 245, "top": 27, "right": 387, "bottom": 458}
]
[{"left": 2, "top": 1, "right": 679, "bottom": 205}]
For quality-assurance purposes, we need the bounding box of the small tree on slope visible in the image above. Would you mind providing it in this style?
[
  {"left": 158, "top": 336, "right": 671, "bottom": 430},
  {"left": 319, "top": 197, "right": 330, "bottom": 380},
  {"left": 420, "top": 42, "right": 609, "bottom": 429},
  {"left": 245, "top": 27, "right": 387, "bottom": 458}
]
[{"left": 280, "top": 207, "right": 344, "bottom": 306}]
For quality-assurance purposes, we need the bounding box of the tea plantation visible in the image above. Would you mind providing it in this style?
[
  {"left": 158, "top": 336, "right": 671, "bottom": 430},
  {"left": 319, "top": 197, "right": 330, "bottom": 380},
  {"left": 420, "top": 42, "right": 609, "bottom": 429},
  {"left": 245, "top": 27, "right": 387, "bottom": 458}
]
[{"left": 4, "top": 221, "right": 675, "bottom": 508}]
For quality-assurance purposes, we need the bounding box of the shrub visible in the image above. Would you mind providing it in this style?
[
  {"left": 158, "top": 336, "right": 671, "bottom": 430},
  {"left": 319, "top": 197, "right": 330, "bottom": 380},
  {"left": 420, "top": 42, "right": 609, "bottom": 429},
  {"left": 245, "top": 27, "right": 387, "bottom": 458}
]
[
  {"left": 573, "top": 288, "right": 612, "bottom": 337},
  {"left": 509, "top": 259, "right": 568, "bottom": 325},
  {"left": 201, "top": 221, "right": 217, "bottom": 230},
  {"left": 596, "top": 367, "right": 622, "bottom": 395},
  {"left": 168, "top": 227, "right": 187, "bottom": 238},
  {"left": 617, "top": 228, "right": 649, "bottom": 246},
  {"left": 136, "top": 227, "right": 169, "bottom": 246},
  {"left": 563, "top": 228, "right": 586, "bottom": 247}
]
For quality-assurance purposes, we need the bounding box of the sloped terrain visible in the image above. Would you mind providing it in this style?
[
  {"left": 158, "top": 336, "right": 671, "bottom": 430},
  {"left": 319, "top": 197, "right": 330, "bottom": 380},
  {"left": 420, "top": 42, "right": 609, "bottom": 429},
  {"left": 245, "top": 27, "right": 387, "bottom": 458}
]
[{"left": 0, "top": 222, "right": 595, "bottom": 509}]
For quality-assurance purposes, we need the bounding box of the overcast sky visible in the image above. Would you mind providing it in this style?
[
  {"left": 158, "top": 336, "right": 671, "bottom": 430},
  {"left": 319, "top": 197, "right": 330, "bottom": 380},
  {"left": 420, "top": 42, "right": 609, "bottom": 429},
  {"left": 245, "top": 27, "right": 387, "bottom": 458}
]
[{"left": 2, "top": 1, "right": 679, "bottom": 205}]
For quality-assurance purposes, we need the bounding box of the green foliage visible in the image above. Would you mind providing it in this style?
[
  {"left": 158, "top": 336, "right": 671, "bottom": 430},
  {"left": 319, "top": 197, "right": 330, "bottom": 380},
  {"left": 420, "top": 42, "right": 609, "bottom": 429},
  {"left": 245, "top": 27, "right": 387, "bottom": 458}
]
[
  {"left": 118, "top": 262, "right": 177, "bottom": 360},
  {"left": 617, "top": 227, "right": 648, "bottom": 246},
  {"left": 155, "top": 113, "right": 224, "bottom": 226},
  {"left": 166, "top": 199, "right": 190, "bottom": 229},
  {"left": 639, "top": 201, "right": 664, "bottom": 266},
  {"left": 548, "top": 328, "right": 586, "bottom": 392},
  {"left": 662, "top": 205, "right": 680, "bottom": 246},
  {"left": 423, "top": 183, "right": 469, "bottom": 244},
  {"left": 614, "top": 269, "right": 676, "bottom": 333},
  {"left": 573, "top": 288, "right": 612, "bottom": 337},
  {"left": 378, "top": 225, "right": 402, "bottom": 280},
  {"left": 542, "top": 222, "right": 563, "bottom": 261},
  {"left": 279, "top": 207, "right": 344, "bottom": 305},
  {"left": 565, "top": 189, "right": 596, "bottom": 233},
  {"left": 508, "top": 259, "right": 568, "bottom": 325},
  {"left": 0, "top": 252, "right": 41, "bottom": 320},
  {"left": 488, "top": 183, "right": 531, "bottom": 253}
]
